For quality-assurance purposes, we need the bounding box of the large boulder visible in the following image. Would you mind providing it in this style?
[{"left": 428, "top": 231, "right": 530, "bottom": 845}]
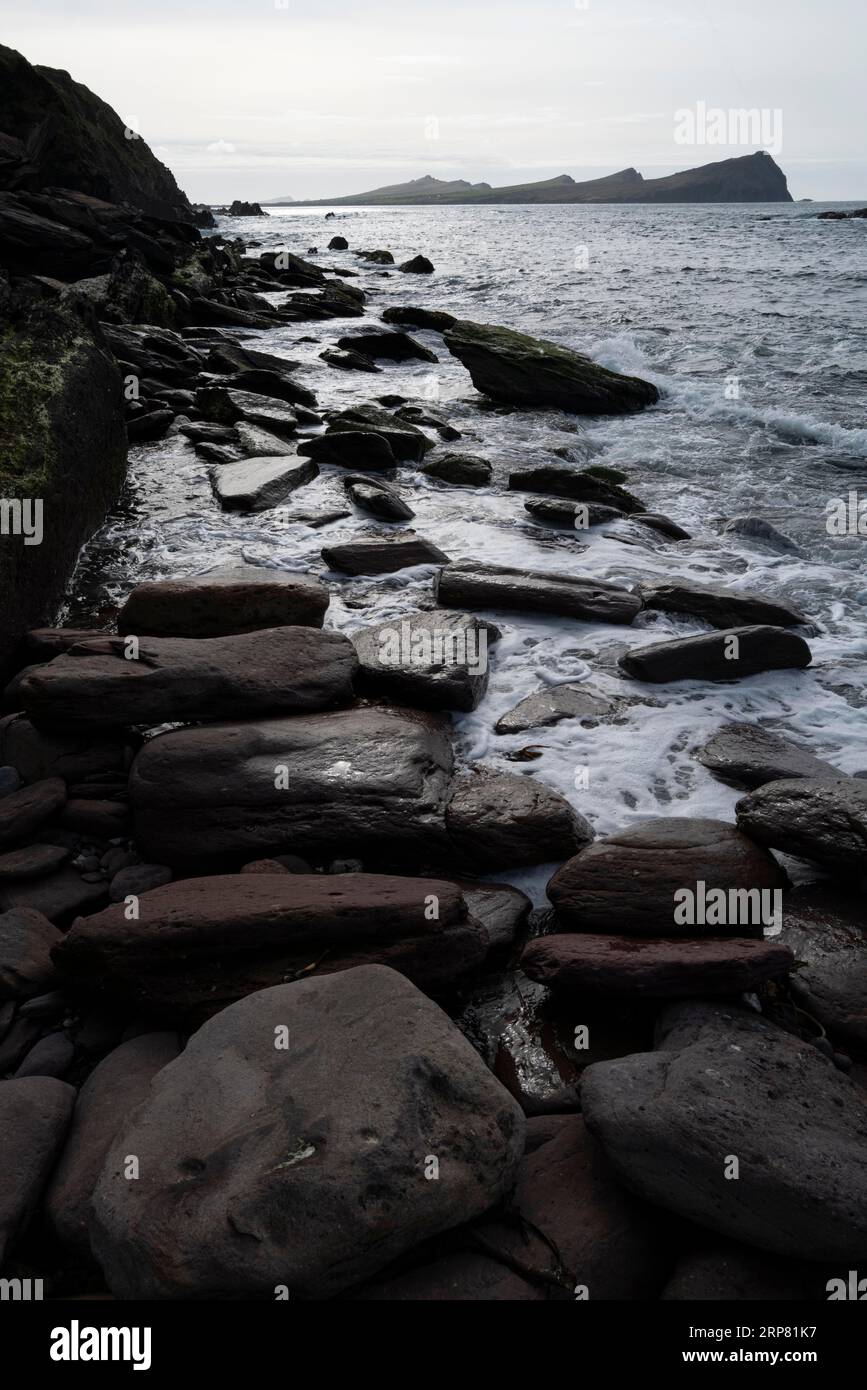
[
  {"left": 129, "top": 706, "right": 455, "bottom": 870},
  {"left": 619, "top": 626, "right": 811, "bottom": 683},
  {"left": 444, "top": 319, "right": 659, "bottom": 414},
  {"left": 639, "top": 581, "right": 807, "bottom": 629},
  {"left": 0, "top": 1075, "right": 75, "bottom": 1265},
  {"left": 547, "top": 818, "right": 787, "bottom": 935},
  {"left": 351, "top": 610, "right": 499, "bottom": 711},
  {"left": 89, "top": 966, "right": 525, "bottom": 1298},
  {"left": 696, "top": 722, "right": 840, "bottom": 789},
  {"left": 521, "top": 933, "right": 794, "bottom": 998},
  {"left": 16, "top": 627, "right": 357, "bottom": 728},
  {"left": 117, "top": 567, "right": 328, "bottom": 637},
  {"left": 436, "top": 560, "right": 641, "bottom": 623},
  {"left": 736, "top": 777, "right": 867, "bottom": 871},
  {"left": 45, "top": 1032, "right": 180, "bottom": 1256},
  {"left": 581, "top": 1001, "right": 867, "bottom": 1261},
  {"left": 54, "top": 874, "right": 491, "bottom": 1019}
]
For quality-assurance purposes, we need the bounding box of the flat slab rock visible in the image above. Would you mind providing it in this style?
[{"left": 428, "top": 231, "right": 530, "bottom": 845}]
[
  {"left": 54, "top": 873, "right": 491, "bottom": 1019},
  {"left": 547, "top": 817, "right": 787, "bottom": 935},
  {"left": 495, "top": 683, "right": 612, "bottom": 735},
  {"left": 129, "top": 706, "right": 456, "bottom": 870},
  {"left": 736, "top": 777, "right": 867, "bottom": 871},
  {"left": 581, "top": 1000, "right": 867, "bottom": 1261},
  {"left": 639, "top": 581, "right": 807, "bottom": 629},
  {"left": 779, "top": 884, "right": 867, "bottom": 1047},
  {"left": 16, "top": 627, "right": 357, "bottom": 729},
  {"left": 322, "top": 534, "right": 450, "bottom": 575},
  {"left": 436, "top": 560, "right": 641, "bottom": 624},
  {"left": 352, "top": 610, "right": 499, "bottom": 712},
  {"left": 697, "top": 722, "right": 840, "bottom": 789},
  {"left": 619, "top": 626, "right": 812, "bottom": 683},
  {"left": 0, "top": 843, "right": 69, "bottom": 880},
  {"left": 211, "top": 456, "right": 318, "bottom": 512},
  {"left": 521, "top": 933, "right": 794, "bottom": 998},
  {"left": 443, "top": 319, "right": 659, "bottom": 415},
  {"left": 89, "top": 965, "right": 525, "bottom": 1298},
  {"left": 117, "top": 566, "right": 328, "bottom": 637}
]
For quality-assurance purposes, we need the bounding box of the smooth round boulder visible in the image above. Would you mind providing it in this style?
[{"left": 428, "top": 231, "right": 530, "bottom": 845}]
[
  {"left": 736, "top": 777, "right": 867, "bottom": 871},
  {"left": 90, "top": 965, "right": 525, "bottom": 1298}
]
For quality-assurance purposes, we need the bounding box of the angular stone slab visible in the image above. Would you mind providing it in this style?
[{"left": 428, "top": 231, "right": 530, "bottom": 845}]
[
  {"left": 211, "top": 455, "right": 318, "bottom": 511},
  {"left": 521, "top": 933, "right": 794, "bottom": 997},
  {"left": 118, "top": 567, "right": 328, "bottom": 637},
  {"left": 17, "top": 628, "right": 357, "bottom": 729},
  {"left": 436, "top": 561, "right": 641, "bottom": 624},
  {"left": 352, "top": 610, "right": 499, "bottom": 712},
  {"left": 619, "top": 626, "right": 811, "bottom": 683},
  {"left": 547, "top": 818, "right": 787, "bottom": 935},
  {"left": 90, "top": 966, "right": 525, "bottom": 1298},
  {"left": 697, "top": 723, "right": 840, "bottom": 789},
  {"left": 581, "top": 1001, "right": 867, "bottom": 1261}
]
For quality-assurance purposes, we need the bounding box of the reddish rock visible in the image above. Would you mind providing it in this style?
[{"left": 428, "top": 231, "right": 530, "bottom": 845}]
[{"left": 522, "top": 933, "right": 794, "bottom": 998}]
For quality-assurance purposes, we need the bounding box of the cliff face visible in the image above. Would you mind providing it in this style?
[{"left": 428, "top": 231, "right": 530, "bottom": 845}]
[
  {"left": 295, "top": 153, "right": 792, "bottom": 206},
  {"left": 0, "top": 45, "right": 193, "bottom": 221}
]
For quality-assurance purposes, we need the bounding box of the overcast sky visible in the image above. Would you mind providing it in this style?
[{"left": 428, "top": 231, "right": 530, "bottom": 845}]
[{"left": 3, "top": 0, "right": 865, "bottom": 201}]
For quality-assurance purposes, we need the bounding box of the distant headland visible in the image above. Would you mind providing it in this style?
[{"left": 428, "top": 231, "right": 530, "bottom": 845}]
[{"left": 269, "top": 152, "right": 793, "bottom": 207}]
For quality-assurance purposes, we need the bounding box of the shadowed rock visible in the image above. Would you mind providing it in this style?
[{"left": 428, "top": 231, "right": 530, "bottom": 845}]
[
  {"left": 736, "top": 776, "right": 867, "bottom": 871},
  {"left": 89, "top": 965, "right": 525, "bottom": 1297},
  {"left": 522, "top": 933, "right": 794, "bottom": 998},
  {"left": 619, "top": 626, "right": 811, "bottom": 683},
  {"left": 437, "top": 560, "right": 641, "bottom": 624},
  {"left": 0, "top": 1076, "right": 75, "bottom": 1266},
  {"left": 118, "top": 567, "right": 328, "bottom": 637}
]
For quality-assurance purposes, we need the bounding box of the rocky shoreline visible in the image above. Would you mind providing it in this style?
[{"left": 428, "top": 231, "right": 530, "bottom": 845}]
[{"left": 1, "top": 44, "right": 866, "bottom": 1303}]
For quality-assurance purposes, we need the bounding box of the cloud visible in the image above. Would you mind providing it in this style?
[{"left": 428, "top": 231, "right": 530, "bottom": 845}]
[{"left": 206, "top": 139, "right": 236, "bottom": 155}]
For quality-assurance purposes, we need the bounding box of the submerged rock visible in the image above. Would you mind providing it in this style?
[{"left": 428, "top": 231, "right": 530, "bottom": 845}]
[
  {"left": 581, "top": 1001, "right": 867, "bottom": 1261},
  {"left": 495, "top": 683, "right": 612, "bottom": 735},
  {"left": 444, "top": 319, "right": 659, "bottom": 414},
  {"left": 90, "top": 965, "right": 525, "bottom": 1298},
  {"left": 547, "top": 818, "right": 787, "bottom": 935},
  {"left": 423, "top": 453, "right": 492, "bottom": 486},
  {"left": 723, "top": 516, "right": 801, "bottom": 555},
  {"left": 639, "top": 580, "right": 807, "bottom": 629},
  {"left": 436, "top": 560, "right": 641, "bottom": 624},
  {"left": 619, "top": 626, "right": 812, "bottom": 683},
  {"left": 697, "top": 722, "right": 840, "bottom": 789}
]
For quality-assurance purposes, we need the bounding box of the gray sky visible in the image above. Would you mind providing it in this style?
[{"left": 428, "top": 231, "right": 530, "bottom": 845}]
[{"left": 4, "top": 0, "right": 866, "bottom": 201}]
